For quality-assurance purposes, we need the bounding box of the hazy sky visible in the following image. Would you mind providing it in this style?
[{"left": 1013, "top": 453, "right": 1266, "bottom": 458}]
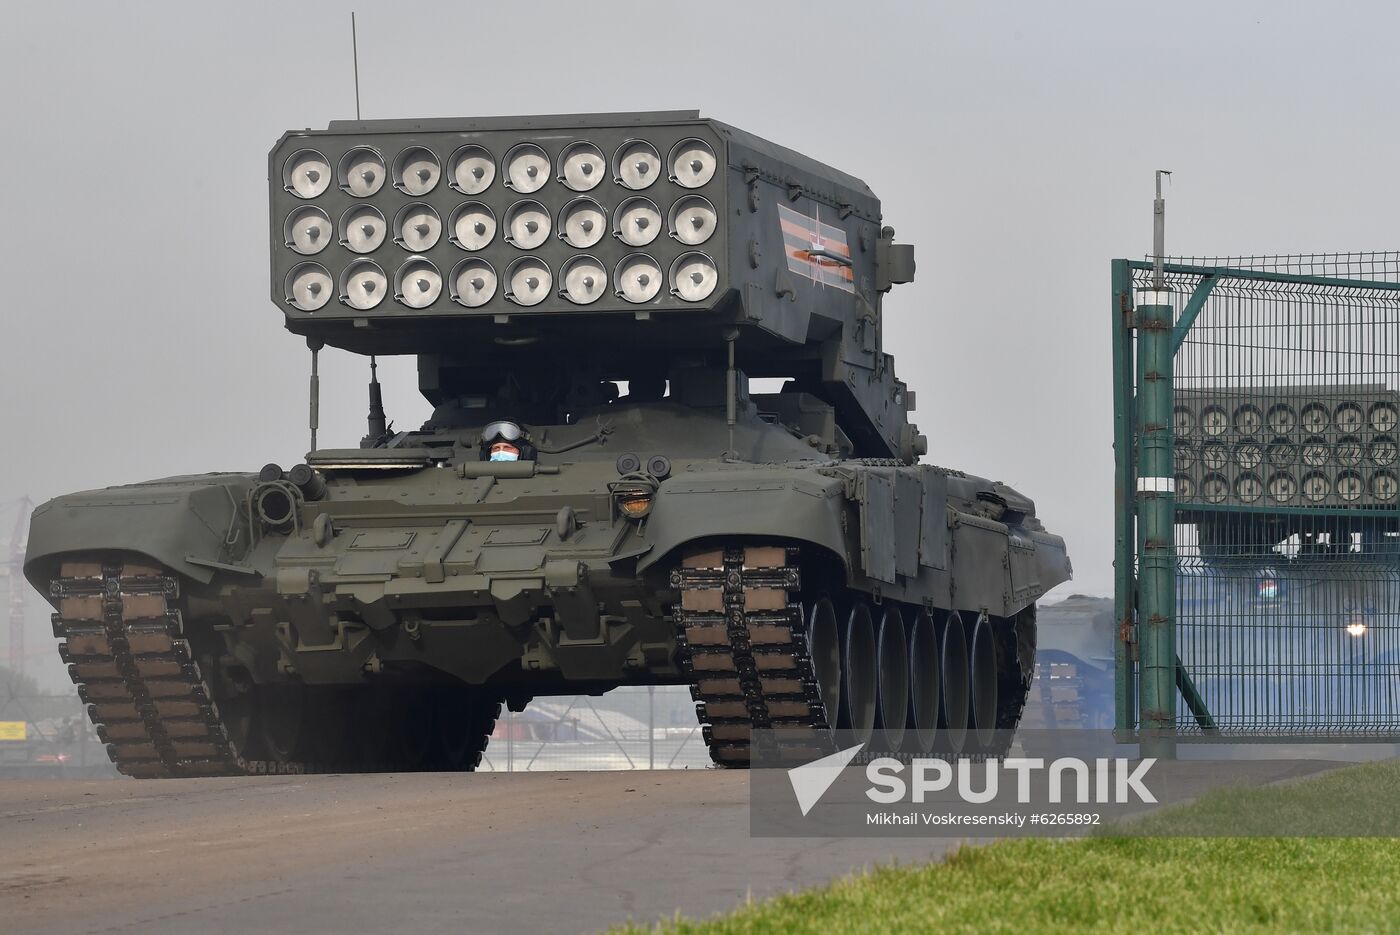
[{"left": 3, "top": 1, "right": 1398, "bottom": 684}]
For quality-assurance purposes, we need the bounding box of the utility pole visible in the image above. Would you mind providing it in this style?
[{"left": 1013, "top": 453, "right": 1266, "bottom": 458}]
[
  {"left": 1136, "top": 172, "right": 1177, "bottom": 758},
  {"left": 5, "top": 497, "right": 33, "bottom": 675}
]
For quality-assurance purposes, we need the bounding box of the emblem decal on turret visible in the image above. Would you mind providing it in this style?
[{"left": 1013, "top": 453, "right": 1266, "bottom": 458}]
[{"left": 777, "top": 203, "right": 855, "bottom": 293}]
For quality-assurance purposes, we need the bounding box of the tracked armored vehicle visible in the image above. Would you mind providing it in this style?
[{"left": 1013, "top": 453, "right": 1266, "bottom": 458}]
[{"left": 26, "top": 112, "right": 1070, "bottom": 776}]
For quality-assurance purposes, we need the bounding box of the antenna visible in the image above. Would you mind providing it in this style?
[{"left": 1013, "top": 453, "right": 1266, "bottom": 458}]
[
  {"left": 1153, "top": 169, "right": 1171, "bottom": 289},
  {"left": 351, "top": 12, "right": 362, "bottom": 120},
  {"left": 366, "top": 355, "right": 388, "bottom": 444}
]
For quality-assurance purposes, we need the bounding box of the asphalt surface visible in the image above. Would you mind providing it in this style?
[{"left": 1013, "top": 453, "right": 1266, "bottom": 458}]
[
  {"left": 0, "top": 760, "right": 1349, "bottom": 935},
  {"left": 1, "top": 770, "right": 972, "bottom": 934}
]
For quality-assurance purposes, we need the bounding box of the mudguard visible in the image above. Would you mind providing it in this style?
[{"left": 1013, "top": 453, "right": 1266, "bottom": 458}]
[
  {"left": 24, "top": 474, "right": 254, "bottom": 588},
  {"left": 637, "top": 468, "right": 849, "bottom": 573}
]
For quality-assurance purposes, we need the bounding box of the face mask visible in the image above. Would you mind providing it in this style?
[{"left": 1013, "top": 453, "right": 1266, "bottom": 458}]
[{"left": 490, "top": 449, "right": 520, "bottom": 462}]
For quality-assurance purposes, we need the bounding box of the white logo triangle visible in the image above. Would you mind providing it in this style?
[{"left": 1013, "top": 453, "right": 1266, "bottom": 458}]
[{"left": 786, "top": 742, "right": 865, "bottom": 816}]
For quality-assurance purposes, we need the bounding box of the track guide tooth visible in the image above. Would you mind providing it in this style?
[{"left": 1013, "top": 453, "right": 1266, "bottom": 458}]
[{"left": 675, "top": 543, "right": 833, "bottom": 767}]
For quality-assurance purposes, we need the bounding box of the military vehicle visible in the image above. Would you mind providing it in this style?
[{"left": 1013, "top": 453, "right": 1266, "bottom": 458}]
[
  {"left": 25, "top": 111, "right": 1070, "bottom": 777},
  {"left": 1173, "top": 384, "right": 1398, "bottom": 564},
  {"left": 1017, "top": 595, "right": 1114, "bottom": 731},
  {"left": 0, "top": 713, "right": 114, "bottom": 779}
]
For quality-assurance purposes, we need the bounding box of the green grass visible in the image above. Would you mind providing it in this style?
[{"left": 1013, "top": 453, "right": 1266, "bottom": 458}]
[{"left": 615, "top": 761, "right": 1400, "bottom": 934}]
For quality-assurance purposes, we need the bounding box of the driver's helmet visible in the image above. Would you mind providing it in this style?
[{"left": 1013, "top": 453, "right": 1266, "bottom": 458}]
[{"left": 481, "top": 420, "right": 533, "bottom": 461}]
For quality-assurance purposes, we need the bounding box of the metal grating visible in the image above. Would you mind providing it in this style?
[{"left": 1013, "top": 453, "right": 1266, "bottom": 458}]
[{"left": 1118, "top": 255, "right": 1400, "bottom": 740}]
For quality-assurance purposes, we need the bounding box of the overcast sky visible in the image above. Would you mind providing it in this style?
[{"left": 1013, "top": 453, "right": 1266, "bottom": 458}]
[{"left": 3, "top": 1, "right": 1398, "bottom": 682}]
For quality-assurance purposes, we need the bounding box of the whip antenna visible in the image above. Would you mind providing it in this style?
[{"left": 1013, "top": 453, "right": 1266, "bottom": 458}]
[{"left": 351, "top": 12, "right": 362, "bottom": 120}]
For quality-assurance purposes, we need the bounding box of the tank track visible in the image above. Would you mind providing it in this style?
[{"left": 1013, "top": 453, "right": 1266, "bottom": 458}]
[
  {"left": 672, "top": 544, "right": 832, "bottom": 767},
  {"left": 995, "top": 606, "right": 1037, "bottom": 733},
  {"left": 51, "top": 559, "right": 253, "bottom": 778},
  {"left": 50, "top": 558, "right": 497, "bottom": 777}
]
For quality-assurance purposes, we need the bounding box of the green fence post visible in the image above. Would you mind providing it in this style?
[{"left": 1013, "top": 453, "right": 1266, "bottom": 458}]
[
  {"left": 1135, "top": 284, "right": 1177, "bottom": 758},
  {"left": 1111, "top": 260, "right": 1137, "bottom": 738}
]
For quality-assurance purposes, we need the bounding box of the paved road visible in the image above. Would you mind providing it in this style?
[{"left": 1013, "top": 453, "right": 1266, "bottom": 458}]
[
  {"left": 0, "top": 770, "right": 974, "bottom": 934},
  {"left": 0, "top": 759, "right": 1349, "bottom": 935}
]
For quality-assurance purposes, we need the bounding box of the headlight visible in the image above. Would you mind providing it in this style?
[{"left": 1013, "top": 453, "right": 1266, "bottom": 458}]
[
  {"left": 609, "top": 476, "right": 659, "bottom": 520},
  {"left": 449, "top": 202, "right": 496, "bottom": 251},
  {"left": 504, "top": 200, "right": 551, "bottom": 249},
  {"left": 450, "top": 259, "right": 497, "bottom": 307},
  {"left": 613, "top": 196, "right": 661, "bottom": 246},
  {"left": 340, "top": 205, "right": 387, "bottom": 253},
  {"left": 504, "top": 257, "right": 551, "bottom": 306},
  {"left": 668, "top": 138, "right": 717, "bottom": 188},
  {"left": 560, "top": 197, "right": 606, "bottom": 248},
  {"left": 337, "top": 146, "right": 386, "bottom": 196},
  {"left": 615, "top": 254, "right": 661, "bottom": 304},
  {"left": 393, "top": 146, "right": 441, "bottom": 195},
  {"left": 394, "top": 203, "right": 442, "bottom": 251},
  {"left": 284, "top": 206, "right": 332, "bottom": 255},
  {"left": 283, "top": 149, "right": 331, "bottom": 199},
  {"left": 670, "top": 252, "right": 718, "bottom": 302},
  {"left": 285, "top": 262, "right": 332, "bottom": 310},
  {"left": 449, "top": 144, "right": 495, "bottom": 194},
  {"left": 558, "top": 141, "right": 605, "bottom": 191},
  {"left": 668, "top": 195, "right": 717, "bottom": 245},
  {"left": 618, "top": 494, "right": 653, "bottom": 518},
  {"left": 560, "top": 255, "right": 607, "bottom": 305},
  {"left": 613, "top": 140, "right": 660, "bottom": 190},
  {"left": 340, "top": 259, "right": 388, "bottom": 309},
  {"left": 504, "top": 143, "right": 549, "bottom": 193}
]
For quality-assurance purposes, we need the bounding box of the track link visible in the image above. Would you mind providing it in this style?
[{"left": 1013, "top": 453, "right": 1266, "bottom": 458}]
[
  {"left": 52, "top": 558, "right": 251, "bottom": 778},
  {"left": 672, "top": 544, "right": 832, "bottom": 766},
  {"left": 50, "top": 557, "right": 498, "bottom": 777}
]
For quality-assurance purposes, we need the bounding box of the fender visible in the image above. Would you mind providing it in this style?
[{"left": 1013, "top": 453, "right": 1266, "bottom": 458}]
[
  {"left": 24, "top": 474, "right": 255, "bottom": 588},
  {"left": 637, "top": 468, "right": 849, "bottom": 573}
]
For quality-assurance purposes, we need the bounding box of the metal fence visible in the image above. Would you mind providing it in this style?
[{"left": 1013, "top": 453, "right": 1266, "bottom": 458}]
[
  {"left": 479, "top": 686, "right": 713, "bottom": 771},
  {"left": 1113, "top": 254, "right": 1400, "bottom": 751}
]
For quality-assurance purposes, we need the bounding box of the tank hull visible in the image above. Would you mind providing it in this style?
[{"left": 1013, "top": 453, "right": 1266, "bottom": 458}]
[{"left": 27, "top": 407, "right": 1070, "bottom": 774}]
